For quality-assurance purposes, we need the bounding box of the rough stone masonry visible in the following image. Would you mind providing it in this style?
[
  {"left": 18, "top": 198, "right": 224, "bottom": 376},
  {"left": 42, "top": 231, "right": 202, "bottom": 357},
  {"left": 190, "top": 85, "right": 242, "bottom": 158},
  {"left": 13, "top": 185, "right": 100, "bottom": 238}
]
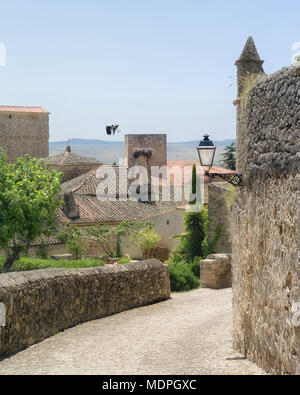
[
  {"left": 0, "top": 260, "right": 170, "bottom": 358},
  {"left": 232, "top": 37, "right": 300, "bottom": 375},
  {"left": 0, "top": 106, "right": 49, "bottom": 162}
]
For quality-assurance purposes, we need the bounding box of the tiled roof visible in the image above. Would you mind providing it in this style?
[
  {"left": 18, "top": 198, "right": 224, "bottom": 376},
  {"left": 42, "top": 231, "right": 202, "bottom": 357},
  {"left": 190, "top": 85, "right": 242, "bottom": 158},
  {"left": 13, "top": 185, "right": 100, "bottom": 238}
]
[
  {"left": 43, "top": 150, "right": 101, "bottom": 166},
  {"left": 57, "top": 195, "right": 180, "bottom": 225},
  {"left": 59, "top": 165, "right": 183, "bottom": 224},
  {"left": 61, "top": 166, "right": 128, "bottom": 197},
  {"left": 0, "top": 105, "right": 49, "bottom": 114},
  {"left": 167, "top": 161, "right": 236, "bottom": 185},
  {"left": 30, "top": 235, "right": 61, "bottom": 247}
]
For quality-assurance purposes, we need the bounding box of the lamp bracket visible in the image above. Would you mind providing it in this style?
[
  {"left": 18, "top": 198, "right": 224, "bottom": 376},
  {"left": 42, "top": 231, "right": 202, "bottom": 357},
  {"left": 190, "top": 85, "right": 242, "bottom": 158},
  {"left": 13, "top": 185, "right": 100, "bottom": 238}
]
[{"left": 205, "top": 171, "right": 243, "bottom": 187}]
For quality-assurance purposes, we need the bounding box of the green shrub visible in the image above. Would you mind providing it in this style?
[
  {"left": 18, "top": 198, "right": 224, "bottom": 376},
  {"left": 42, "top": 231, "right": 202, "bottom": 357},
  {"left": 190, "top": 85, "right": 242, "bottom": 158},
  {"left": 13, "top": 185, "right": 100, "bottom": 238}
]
[
  {"left": 130, "top": 227, "right": 161, "bottom": 253},
  {"left": 189, "top": 256, "right": 201, "bottom": 278},
  {"left": 169, "top": 263, "right": 200, "bottom": 292},
  {"left": 117, "top": 256, "right": 131, "bottom": 265},
  {"left": 0, "top": 257, "right": 105, "bottom": 273}
]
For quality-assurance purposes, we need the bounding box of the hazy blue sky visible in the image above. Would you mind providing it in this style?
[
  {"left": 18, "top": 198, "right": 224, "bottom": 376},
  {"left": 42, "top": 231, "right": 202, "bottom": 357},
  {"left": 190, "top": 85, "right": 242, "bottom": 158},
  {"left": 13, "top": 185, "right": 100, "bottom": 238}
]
[{"left": 0, "top": 0, "right": 299, "bottom": 142}]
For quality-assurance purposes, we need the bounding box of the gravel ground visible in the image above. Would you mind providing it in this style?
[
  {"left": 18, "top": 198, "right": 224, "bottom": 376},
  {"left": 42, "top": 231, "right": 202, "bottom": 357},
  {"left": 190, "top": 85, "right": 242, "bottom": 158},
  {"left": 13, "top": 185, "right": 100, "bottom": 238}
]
[{"left": 0, "top": 288, "right": 265, "bottom": 375}]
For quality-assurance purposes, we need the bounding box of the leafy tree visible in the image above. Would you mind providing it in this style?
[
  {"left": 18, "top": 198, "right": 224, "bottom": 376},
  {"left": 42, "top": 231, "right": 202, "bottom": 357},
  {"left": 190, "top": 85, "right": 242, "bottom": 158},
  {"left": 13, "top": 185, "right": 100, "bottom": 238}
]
[
  {"left": 130, "top": 226, "right": 161, "bottom": 255},
  {"left": 86, "top": 221, "right": 145, "bottom": 258},
  {"left": 170, "top": 207, "right": 222, "bottom": 264},
  {"left": 221, "top": 141, "right": 236, "bottom": 171},
  {"left": 87, "top": 224, "right": 115, "bottom": 257},
  {"left": 56, "top": 224, "right": 85, "bottom": 260},
  {"left": 181, "top": 209, "right": 208, "bottom": 261},
  {"left": 0, "top": 153, "right": 63, "bottom": 272}
]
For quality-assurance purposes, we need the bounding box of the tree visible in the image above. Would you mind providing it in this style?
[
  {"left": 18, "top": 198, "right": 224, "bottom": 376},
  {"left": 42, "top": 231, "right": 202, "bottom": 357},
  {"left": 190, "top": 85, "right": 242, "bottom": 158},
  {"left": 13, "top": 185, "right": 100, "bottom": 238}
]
[
  {"left": 56, "top": 224, "right": 85, "bottom": 260},
  {"left": 130, "top": 225, "right": 161, "bottom": 256},
  {"left": 189, "top": 164, "right": 197, "bottom": 205},
  {"left": 86, "top": 221, "right": 145, "bottom": 258},
  {"left": 171, "top": 208, "right": 221, "bottom": 263},
  {"left": 0, "top": 153, "right": 63, "bottom": 272},
  {"left": 221, "top": 141, "right": 236, "bottom": 171}
]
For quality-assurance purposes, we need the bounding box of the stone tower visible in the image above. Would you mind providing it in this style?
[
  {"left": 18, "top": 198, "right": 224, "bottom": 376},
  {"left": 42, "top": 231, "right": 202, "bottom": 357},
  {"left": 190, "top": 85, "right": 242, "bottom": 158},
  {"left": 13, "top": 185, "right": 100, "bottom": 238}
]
[
  {"left": 0, "top": 106, "right": 49, "bottom": 163},
  {"left": 125, "top": 134, "right": 167, "bottom": 201},
  {"left": 235, "top": 36, "right": 265, "bottom": 97},
  {"left": 235, "top": 37, "right": 265, "bottom": 171}
]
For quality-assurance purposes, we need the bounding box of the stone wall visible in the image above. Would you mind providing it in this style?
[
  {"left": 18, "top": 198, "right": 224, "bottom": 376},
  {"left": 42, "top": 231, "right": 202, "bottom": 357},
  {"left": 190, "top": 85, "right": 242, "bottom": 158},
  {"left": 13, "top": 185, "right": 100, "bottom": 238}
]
[
  {"left": 0, "top": 112, "right": 49, "bottom": 162},
  {"left": 0, "top": 260, "right": 170, "bottom": 358},
  {"left": 232, "top": 64, "right": 300, "bottom": 375},
  {"left": 208, "top": 183, "right": 232, "bottom": 253}
]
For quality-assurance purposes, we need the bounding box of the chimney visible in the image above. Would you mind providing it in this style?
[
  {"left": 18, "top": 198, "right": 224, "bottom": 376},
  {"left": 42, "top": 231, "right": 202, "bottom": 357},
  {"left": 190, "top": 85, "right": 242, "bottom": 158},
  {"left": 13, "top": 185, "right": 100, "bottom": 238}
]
[{"left": 63, "top": 192, "right": 79, "bottom": 219}]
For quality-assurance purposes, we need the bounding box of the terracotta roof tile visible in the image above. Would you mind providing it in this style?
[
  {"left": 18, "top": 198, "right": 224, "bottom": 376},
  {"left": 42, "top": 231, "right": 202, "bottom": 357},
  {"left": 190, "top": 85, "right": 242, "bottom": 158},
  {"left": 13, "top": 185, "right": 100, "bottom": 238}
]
[
  {"left": 57, "top": 195, "right": 180, "bottom": 225},
  {"left": 43, "top": 151, "right": 101, "bottom": 166},
  {"left": 167, "top": 161, "right": 236, "bottom": 185},
  {"left": 59, "top": 165, "right": 184, "bottom": 224}
]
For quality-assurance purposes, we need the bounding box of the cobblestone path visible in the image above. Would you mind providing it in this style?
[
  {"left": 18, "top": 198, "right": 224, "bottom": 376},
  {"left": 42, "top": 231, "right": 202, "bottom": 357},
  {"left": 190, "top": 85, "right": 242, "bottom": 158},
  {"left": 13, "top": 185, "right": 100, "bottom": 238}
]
[{"left": 0, "top": 288, "right": 265, "bottom": 375}]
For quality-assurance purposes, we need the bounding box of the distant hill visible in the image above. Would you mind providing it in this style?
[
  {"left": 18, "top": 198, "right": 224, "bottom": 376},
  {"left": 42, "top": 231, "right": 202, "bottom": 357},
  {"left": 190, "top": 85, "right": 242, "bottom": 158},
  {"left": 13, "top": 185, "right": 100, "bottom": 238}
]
[{"left": 49, "top": 138, "right": 235, "bottom": 165}]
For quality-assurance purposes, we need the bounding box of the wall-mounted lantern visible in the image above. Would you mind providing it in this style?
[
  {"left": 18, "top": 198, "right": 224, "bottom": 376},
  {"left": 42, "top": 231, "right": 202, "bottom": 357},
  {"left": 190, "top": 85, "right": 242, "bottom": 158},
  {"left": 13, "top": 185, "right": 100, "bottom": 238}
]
[{"left": 197, "top": 134, "right": 243, "bottom": 187}]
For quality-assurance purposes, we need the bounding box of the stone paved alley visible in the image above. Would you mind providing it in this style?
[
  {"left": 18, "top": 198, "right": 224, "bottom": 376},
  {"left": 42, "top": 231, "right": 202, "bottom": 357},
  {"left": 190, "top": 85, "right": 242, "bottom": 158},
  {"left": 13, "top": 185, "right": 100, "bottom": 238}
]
[{"left": 0, "top": 288, "right": 265, "bottom": 375}]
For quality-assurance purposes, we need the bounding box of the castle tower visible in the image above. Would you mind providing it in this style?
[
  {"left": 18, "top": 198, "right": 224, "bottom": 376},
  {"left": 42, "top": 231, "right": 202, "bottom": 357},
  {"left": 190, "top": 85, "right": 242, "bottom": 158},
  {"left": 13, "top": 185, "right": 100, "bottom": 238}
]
[{"left": 235, "top": 37, "right": 265, "bottom": 171}]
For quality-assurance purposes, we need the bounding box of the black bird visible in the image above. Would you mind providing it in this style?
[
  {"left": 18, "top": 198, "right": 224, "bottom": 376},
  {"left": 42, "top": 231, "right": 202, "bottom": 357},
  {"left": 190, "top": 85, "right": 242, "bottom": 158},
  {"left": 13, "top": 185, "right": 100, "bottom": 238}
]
[{"left": 106, "top": 124, "right": 120, "bottom": 135}]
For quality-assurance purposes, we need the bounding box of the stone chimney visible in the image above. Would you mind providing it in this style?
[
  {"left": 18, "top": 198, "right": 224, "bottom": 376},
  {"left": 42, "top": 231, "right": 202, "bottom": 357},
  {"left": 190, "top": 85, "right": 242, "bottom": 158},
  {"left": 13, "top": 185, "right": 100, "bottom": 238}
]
[
  {"left": 125, "top": 134, "right": 167, "bottom": 202},
  {"left": 63, "top": 192, "right": 79, "bottom": 219}
]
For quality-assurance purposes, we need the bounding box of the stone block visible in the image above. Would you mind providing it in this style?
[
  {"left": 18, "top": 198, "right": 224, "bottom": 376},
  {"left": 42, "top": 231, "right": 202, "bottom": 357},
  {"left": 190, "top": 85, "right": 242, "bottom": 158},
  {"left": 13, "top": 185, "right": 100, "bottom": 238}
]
[{"left": 200, "top": 254, "right": 232, "bottom": 289}]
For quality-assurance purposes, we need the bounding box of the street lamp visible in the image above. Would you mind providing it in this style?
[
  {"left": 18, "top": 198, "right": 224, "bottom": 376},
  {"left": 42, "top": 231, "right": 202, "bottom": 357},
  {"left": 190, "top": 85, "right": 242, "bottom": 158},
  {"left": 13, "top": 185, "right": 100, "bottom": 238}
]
[
  {"left": 196, "top": 134, "right": 243, "bottom": 187},
  {"left": 197, "top": 134, "right": 216, "bottom": 168}
]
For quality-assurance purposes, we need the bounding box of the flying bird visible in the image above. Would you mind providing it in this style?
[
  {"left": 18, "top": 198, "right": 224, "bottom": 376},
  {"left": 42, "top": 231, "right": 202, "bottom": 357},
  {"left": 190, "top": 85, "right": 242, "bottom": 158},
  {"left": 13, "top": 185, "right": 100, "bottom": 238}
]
[{"left": 106, "top": 124, "right": 120, "bottom": 135}]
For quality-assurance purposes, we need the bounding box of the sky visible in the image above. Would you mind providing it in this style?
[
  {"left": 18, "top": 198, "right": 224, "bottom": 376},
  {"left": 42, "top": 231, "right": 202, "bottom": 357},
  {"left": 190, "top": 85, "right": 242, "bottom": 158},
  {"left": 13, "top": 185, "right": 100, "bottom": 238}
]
[{"left": 0, "top": 0, "right": 300, "bottom": 142}]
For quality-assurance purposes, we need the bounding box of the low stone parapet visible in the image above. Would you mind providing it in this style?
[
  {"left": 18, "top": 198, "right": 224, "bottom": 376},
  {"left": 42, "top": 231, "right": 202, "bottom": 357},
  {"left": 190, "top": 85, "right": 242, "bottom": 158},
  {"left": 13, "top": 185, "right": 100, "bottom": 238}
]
[
  {"left": 0, "top": 259, "right": 170, "bottom": 358},
  {"left": 200, "top": 254, "right": 232, "bottom": 289}
]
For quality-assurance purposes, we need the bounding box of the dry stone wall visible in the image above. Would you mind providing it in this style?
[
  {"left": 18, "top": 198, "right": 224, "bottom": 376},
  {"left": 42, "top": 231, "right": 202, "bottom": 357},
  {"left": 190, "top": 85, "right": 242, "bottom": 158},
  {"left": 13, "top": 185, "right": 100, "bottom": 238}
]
[
  {"left": 0, "top": 260, "right": 170, "bottom": 358},
  {"left": 233, "top": 64, "right": 300, "bottom": 375},
  {"left": 208, "top": 183, "right": 232, "bottom": 253}
]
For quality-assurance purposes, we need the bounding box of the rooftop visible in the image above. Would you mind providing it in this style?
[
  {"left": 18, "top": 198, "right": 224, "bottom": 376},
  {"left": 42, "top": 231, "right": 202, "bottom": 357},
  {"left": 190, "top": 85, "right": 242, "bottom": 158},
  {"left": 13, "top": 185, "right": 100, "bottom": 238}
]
[
  {"left": 236, "top": 36, "right": 263, "bottom": 63},
  {"left": 59, "top": 165, "right": 184, "bottom": 224},
  {"left": 167, "top": 161, "right": 236, "bottom": 185},
  {"left": 0, "top": 105, "right": 50, "bottom": 114},
  {"left": 43, "top": 146, "right": 102, "bottom": 166}
]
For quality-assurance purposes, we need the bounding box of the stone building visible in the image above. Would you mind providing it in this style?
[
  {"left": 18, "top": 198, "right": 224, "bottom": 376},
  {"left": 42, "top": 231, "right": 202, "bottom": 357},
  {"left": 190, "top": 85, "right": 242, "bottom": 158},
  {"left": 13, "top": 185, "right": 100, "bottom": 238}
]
[
  {"left": 43, "top": 145, "right": 102, "bottom": 182},
  {"left": 232, "top": 37, "right": 300, "bottom": 374},
  {"left": 0, "top": 105, "right": 49, "bottom": 162}
]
